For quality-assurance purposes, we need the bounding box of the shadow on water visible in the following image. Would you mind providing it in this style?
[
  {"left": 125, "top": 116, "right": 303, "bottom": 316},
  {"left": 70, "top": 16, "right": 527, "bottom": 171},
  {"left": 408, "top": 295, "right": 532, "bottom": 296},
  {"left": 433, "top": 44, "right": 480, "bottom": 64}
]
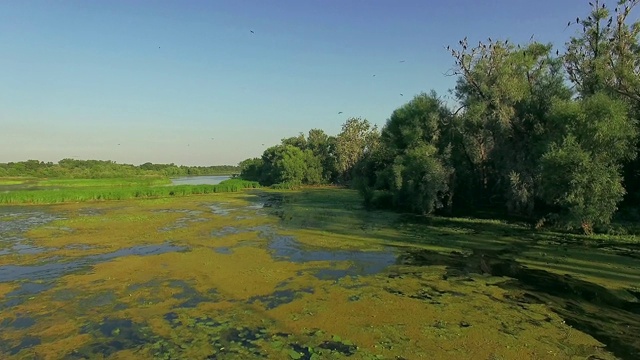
[{"left": 400, "top": 248, "right": 640, "bottom": 360}]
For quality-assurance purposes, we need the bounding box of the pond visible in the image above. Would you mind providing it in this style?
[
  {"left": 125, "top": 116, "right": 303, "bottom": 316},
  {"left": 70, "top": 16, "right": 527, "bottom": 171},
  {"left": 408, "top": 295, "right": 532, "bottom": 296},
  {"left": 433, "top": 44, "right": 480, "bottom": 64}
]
[
  {"left": 0, "top": 190, "right": 638, "bottom": 359},
  {"left": 169, "top": 175, "right": 231, "bottom": 186}
]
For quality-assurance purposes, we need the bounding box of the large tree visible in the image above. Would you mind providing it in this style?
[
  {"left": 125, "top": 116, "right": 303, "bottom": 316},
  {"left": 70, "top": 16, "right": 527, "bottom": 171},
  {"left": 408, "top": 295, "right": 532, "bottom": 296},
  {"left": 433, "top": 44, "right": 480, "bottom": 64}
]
[
  {"left": 564, "top": 0, "right": 640, "bottom": 207},
  {"left": 306, "top": 129, "right": 338, "bottom": 183},
  {"left": 355, "top": 92, "right": 454, "bottom": 214},
  {"left": 449, "top": 38, "right": 571, "bottom": 214},
  {"left": 539, "top": 93, "right": 637, "bottom": 233},
  {"left": 335, "top": 117, "right": 380, "bottom": 184},
  {"left": 259, "top": 145, "right": 323, "bottom": 186}
]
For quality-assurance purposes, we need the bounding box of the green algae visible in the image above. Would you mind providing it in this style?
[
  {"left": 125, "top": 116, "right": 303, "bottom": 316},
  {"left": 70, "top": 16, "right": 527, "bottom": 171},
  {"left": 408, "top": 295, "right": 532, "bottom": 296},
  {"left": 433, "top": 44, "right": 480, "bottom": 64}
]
[{"left": 0, "top": 188, "right": 637, "bottom": 359}]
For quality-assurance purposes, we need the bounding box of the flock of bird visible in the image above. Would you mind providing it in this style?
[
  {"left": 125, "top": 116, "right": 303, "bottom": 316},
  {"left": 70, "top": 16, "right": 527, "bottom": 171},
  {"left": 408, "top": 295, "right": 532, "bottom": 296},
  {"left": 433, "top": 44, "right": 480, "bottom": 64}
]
[
  {"left": 139, "top": 29, "right": 410, "bottom": 149},
  {"left": 247, "top": 29, "right": 409, "bottom": 116}
]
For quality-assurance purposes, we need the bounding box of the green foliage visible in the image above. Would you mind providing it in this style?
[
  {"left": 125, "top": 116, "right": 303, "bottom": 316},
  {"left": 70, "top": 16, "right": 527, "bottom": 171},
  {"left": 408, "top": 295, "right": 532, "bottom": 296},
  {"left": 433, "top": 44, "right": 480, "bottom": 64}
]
[
  {"left": 306, "top": 129, "right": 339, "bottom": 182},
  {"left": 0, "top": 179, "right": 259, "bottom": 204},
  {"left": 564, "top": 0, "right": 640, "bottom": 210},
  {"left": 536, "top": 93, "right": 636, "bottom": 232},
  {"left": 539, "top": 135, "right": 625, "bottom": 232},
  {"left": 353, "top": 93, "right": 453, "bottom": 215},
  {"left": 547, "top": 93, "right": 637, "bottom": 163},
  {"left": 335, "top": 117, "right": 380, "bottom": 184},
  {"left": 281, "top": 133, "right": 308, "bottom": 149},
  {"left": 0, "top": 159, "right": 239, "bottom": 178},
  {"left": 35, "top": 177, "right": 171, "bottom": 187},
  {"left": 385, "top": 144, "right": 453, "bottom": 214},
  {"left": 239, "top": 158, "right": 264, "bottom": 182},
  {"left": 235, "top": 1, "right": 640, "bottom": 234},
  {"left": 565, "top": 0, "right": 640, "bottom": 101},
  {"left": 259, "top": 145, "right": 323, "bottom": 186}
]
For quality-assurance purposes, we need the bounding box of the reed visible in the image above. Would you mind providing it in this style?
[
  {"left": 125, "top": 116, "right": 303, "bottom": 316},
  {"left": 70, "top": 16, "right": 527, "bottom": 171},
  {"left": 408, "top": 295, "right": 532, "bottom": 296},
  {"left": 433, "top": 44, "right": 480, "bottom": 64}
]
[{"left": 0, "top": 179, "right": 259, "bottom": 204}]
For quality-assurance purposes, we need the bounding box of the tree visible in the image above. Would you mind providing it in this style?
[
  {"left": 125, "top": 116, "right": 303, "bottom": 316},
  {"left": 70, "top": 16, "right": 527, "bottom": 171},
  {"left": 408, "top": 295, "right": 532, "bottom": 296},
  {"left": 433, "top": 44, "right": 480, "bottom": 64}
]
[
  {"left": 335, "top": 117, "right": 380, "bottom": 184},
  {"left": 449, "top": 37, "right": 571, "bottom": 214},
  {"left": 281, "top": 133, "right": 307, "bottom": 149},
  {"left": 239, "top": 158, "right": 264, "bottom": 182},
  {"left": 564, "top": 0, "right": 640, "bottom": 207},
  {"left": 539, "top": 135, "right": 625, "bottom": 234},
  {"left": 564, "top": 0, "right": 640, "bottom": 100},
  {"left": 354, "top": 92, "right": 454, "bottom": 214},
  {"left": 306, "top": 129, "right": 338, "bottom": 182},
  {"left": 259, "top": 145, "right": 323, "bottom": 186},
  {"left": 539, "top": 93, "right": 637, "bottom": 233},
  {"left": 385, "top": 144, "right": 453, "bottom": 215}
]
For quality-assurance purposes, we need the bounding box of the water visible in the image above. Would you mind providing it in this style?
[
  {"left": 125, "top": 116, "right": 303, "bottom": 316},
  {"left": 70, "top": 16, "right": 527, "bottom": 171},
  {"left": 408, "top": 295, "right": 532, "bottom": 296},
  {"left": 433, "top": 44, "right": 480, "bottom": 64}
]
[
  {"left": 0, "top": 208, "right": 61, "bottom": 256},
  {"left": 169, "top": 175, "right": 231, "bottom": 186},
  {"left": 0, "top": 243, "right": 188, "bottom": 283},
  {"left": 268, "top": 235, "right": 398, "bottom": 280},
  {"left": 1, "top": 197, "right": 636, "bottom": 360},
  {"left": 0, "top": 243, "right": 188, "bottom": 311}
]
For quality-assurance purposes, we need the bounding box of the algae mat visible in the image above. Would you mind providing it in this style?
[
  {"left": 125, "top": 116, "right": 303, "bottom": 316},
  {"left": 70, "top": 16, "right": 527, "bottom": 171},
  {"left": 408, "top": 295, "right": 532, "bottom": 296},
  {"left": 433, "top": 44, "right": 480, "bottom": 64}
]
[{"left": 0, "top": 189, "right": 637, "bottom": 359}]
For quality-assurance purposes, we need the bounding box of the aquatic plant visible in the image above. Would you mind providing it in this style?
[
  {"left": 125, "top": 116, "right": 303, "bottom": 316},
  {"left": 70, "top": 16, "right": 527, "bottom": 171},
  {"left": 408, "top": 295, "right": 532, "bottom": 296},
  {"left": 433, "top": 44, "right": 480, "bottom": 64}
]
[{"left": 0, "top": 179, "right": 259, "bottom": 204}]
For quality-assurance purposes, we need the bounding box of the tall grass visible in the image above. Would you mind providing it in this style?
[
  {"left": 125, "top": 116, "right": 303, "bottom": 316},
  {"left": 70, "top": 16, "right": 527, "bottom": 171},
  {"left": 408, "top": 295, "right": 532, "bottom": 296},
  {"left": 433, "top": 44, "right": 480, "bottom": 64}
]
[
  {"left": 36, "top": 177, "right": 171, "bottom": 187},
  {"left": 0, "top": 179, "right": 260, "bottom": 204},
  {"left": 0, "top": 179, "right": 25, "bottom": 185}
]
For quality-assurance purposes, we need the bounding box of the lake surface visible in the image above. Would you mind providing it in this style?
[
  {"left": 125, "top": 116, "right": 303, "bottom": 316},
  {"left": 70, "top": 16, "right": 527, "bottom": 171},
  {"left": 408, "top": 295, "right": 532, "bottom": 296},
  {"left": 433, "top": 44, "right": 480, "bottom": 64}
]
[
  {"left": 0, "top": 190, "right": 637, "bottom": 359},
  {"left": 169, "top": 175, "right": 231, "bottom": 186}
]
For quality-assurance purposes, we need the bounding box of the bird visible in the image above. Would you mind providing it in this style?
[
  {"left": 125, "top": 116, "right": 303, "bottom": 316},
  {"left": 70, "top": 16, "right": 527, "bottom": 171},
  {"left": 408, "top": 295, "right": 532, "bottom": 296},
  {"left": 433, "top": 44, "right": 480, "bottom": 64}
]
[
  {"left": 117, "top": 144, "right": 121, "bottom": 146},
  {"left": 250, "top": 30, "right": 255, "bottom": 34},
  {"left": 556, "top": 49, "right": 559, "bottom": 56},
  {"left": 400, "top": 93, "right": 403, "bottom": 96},
  {"left": 373, "top": 74, "right": 376, "bottom": 77},
  {"left": 399, "top": 60, "right": 405, "bottom": 63},
  {"left": 338, "top": 111, "right": 343, "bottom": 114}
]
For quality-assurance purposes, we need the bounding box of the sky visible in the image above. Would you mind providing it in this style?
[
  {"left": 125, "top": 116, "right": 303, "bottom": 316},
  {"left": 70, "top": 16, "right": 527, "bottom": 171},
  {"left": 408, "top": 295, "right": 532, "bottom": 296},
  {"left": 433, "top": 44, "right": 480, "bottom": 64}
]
[{"left": 0, "top": 0, "right": 592, "bottom": 166}]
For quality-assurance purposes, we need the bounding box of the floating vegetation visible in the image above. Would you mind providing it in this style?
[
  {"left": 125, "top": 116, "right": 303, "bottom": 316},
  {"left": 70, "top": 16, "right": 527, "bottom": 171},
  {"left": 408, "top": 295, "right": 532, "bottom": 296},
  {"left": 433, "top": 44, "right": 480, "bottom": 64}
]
[{"left": 0, "top": 189, "right": 636, "bottom": 359}]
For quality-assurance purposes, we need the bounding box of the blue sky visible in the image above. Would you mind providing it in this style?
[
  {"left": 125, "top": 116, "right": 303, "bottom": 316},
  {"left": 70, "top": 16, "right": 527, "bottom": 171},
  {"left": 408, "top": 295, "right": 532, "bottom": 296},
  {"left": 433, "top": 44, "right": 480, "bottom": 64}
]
[{"left": 1, "top": 0, "right": 590, "bottom": 166}]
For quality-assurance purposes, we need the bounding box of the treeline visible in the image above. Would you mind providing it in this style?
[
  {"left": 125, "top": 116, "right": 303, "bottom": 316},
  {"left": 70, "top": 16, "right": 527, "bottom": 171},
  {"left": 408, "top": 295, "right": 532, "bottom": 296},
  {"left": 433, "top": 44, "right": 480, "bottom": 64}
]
[
  {"left": 239, "top": 1, "right": 640, "bottom": 234},
  {"left": 0, "top": 159, "right": 239, "bottom": 178}
]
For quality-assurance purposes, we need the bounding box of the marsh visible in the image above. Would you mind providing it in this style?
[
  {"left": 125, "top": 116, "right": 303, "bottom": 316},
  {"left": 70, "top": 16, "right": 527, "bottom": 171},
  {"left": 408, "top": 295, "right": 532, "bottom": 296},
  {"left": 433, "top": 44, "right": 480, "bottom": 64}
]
[{"left": 0, "top": 188, "right": 638, "bottom": 359}]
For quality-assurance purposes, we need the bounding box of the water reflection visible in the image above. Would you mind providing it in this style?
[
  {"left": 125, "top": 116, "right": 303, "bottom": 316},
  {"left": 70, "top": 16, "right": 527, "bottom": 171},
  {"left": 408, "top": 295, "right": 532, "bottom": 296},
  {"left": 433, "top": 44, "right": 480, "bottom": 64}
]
[{"left": 169, "top": 175, "right": 231, "bottom": 186}]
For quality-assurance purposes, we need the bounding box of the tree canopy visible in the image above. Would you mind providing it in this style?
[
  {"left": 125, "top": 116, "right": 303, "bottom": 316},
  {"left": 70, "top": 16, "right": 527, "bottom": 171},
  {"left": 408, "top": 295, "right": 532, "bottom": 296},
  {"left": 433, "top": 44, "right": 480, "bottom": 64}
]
[{"left": 237, "top": 0, "right": 640, "bottom": 234}]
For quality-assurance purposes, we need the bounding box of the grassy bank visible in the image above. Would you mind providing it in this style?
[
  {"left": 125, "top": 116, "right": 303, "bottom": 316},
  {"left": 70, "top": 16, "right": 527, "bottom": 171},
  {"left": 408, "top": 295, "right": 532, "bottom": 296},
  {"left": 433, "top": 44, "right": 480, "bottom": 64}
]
[
  {"left": 35, "top": 177, "right": 172, "bottom": 187},
  {"left": 0, "top": 179, "right": 259, "bottom": 204}
]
